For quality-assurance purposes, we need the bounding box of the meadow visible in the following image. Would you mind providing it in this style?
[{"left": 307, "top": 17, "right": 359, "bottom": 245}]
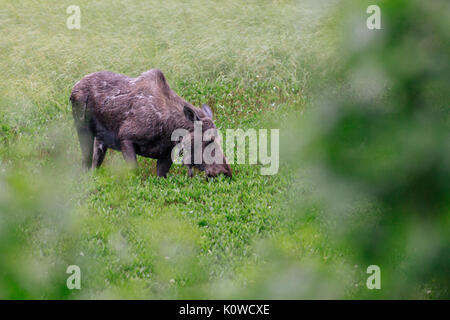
[{"left": 0, "top": 0, "right": 448, "bottom": 299}]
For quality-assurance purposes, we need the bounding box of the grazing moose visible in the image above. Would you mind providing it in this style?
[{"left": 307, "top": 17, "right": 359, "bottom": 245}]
[{"left": 70, "top": 69, "right": 232, "bottom": 178}]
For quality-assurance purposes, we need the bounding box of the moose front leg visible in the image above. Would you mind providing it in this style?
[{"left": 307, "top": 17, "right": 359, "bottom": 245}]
[
  {"left": 157, "top": 157, "right": 172, "bottom": 178},
  {"left": 120, "top": 139, "right": 138, "bottom": 167},
  {"left": 187, "top": 165, "right": 193, "bottom": 178}
]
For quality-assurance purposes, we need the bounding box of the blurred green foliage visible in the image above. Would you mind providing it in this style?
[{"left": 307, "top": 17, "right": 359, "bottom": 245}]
[{"left": 286, "top": 0, "right": 450, "bottom": 298}]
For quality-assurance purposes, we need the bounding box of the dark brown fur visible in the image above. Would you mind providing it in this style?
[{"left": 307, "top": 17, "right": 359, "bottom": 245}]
[{"left": 70, "top": 69, "right": 232, "bottom": 178}]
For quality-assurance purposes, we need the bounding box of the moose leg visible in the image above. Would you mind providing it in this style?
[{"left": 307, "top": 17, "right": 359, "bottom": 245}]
[
  {"left": 187, "top": 165, "right": 193, "bottom": 178},
  {"left": 92, "top": 137, "right": 107, "bottom": 169},
  {"left": 120, "top": 139, "right": 138, "bottom": 167},
  {"left": 75, "top": 124, "right": 94, "bottom": 170},
  {"left": 157, "top": 157, "right": 172, "bottom": 178}
]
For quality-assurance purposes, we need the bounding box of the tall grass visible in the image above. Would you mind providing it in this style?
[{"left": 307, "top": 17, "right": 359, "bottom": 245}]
[
  {"left": 0, "top": 0, "right": 331, "bottom": 104},
  {"left": 0, "top": 0, "right": 334, "bottom": 299},
  {"left": 0, "top": 0, "right": 448, "bottom": 299}
]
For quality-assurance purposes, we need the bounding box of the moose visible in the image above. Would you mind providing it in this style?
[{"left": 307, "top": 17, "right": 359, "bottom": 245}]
[{"left": 70, "top": 69, "right": 232, "bottom": 179}]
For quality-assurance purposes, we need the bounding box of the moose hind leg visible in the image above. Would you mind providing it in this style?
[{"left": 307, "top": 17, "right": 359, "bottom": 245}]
[
  {"left": 92, "top": 137, "right": 108, "bottom": 169},
  {"left": 75, "top": 125, "right": 94, "bottom": 170},
  {"left": 120, "top": 139, "right": 138, "bottom": 167}
]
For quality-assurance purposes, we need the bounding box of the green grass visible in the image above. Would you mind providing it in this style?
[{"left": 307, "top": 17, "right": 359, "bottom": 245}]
[
  {"left": 0, "top": 0, "right": 339, "bottom": 299},
  {"left": 2, "top": 0, "right": 446, "bottom": 299}
]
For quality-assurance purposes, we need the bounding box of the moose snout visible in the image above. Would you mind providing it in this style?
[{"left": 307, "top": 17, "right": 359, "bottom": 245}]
[
  {"left": 223, "top": 163, "right": 232, "bottom": 178},
  {"left": 205, "top": 163, "right": 233, "bottom": 180}
]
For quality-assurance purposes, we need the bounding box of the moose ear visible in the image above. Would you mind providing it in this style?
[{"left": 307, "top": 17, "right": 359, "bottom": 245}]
[
  {"left": 184, "top": 105, "right": 199, "bottom": 122},
  {"left": 202, "top": 104, "right": 213, "bottom": 119}
]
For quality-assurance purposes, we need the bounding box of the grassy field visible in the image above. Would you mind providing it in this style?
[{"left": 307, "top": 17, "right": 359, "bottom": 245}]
[
  {"left": 1, "top": 0, "right": 448, "bottom": 299},
  {"left": 0, "top": 0, "right": 330, "bottom": 299}
]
